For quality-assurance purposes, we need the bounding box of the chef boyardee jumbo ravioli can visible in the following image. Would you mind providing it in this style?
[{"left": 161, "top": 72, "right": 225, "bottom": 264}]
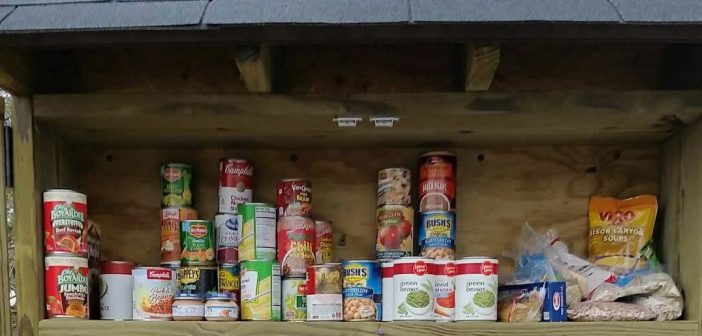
[
  {"left": 342, "top": 260, "right": 381, "bottom": 321},
  {"left": 240, "top": 260, "right": 281, "bottom": 321}
]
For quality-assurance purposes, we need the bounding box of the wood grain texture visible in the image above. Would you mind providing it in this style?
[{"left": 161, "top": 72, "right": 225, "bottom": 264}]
[
  {"left": 0, "top": 102, "right": 10, "bottom": 336},
  {"left": 659, "top": 135, "right": 682, "bottom": 302},
  {"left": 465, "top": 43, "right": 500, "bottom": 91},
  {"left": 235, "top": 45, "right": 273, "bottom": 93},
  {"left": 38, "top": 320, "right": 699, "bottom": 336},
  {"left": 33, "top": 92, "right": 702, "bottom": 146},
  {"left": 0, "top": 50, "right": 34, "bottom": 95}
]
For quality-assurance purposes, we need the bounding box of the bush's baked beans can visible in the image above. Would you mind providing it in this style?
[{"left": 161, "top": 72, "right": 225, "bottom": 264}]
[
  {"left": 132, "top": 267, "right": 176, "bottom": 321},
  {"left": 43, "top": 189, "right": 88, "bottom": 256},
  {"left": 240, "top": 260, "right": 281, "bottom": 321},
  {"left": 306, "top": 294, "right": 343, "bottom": 321},
  {"left": 306, "top": 264, "right": 342, "bottom": 295},
  {"left": 282, "top": 277, "right": 308, "bottom": 321},
  {"left": 99, "top": 261, "right": 134, "bottom": 320},
  {"left": 455, "top": 257, "right": 498, "bottom": 321},
  {"left": 277, "top": 216, "right": 315, "bottom": 277},
  {"left": 176, "top": 266, "right": 218, "bottom": 300},
  {"left": 418, "top": 152, "right": 456, "bottom": 212},
  {"left": 180, "top": 220, "right": 215, "bottom": 266},
  {"left": 45, "top": 255, "right": 89, "bottom": 319},
  {"left": 377, "top": 168, "right": 412, "bottom": 206},
  {"left": 277, "top": 179, "right": 312, "bottom": 218},
  {"left": 218, "top": 263, "right": 240, "bottom": 301},
  {"left": 160, "top": 207, "right": 198, "bottom": 266},
  {"left": 433, "top": 259, "right": 456, "bottom": 322},
  {"left": 375, "top": 205, "right": 414, "bottom": 260},
  {"left": 219, "top": 158, "right": 253, "bottom": 214},
  {"left": 237, "top": 203, "right": 277, "bottom": 261},
  {"left": 215, "top": 213, "right": 239, "bottom": 264},
  {"left": 418, "top": 211, "right": 456, "bottom": 259},
  {"left": 161, "top": 163, "right": 193, "bottom": 208},
  {"left": 393, "top": 257, "right": 435, "bottom": 321},
  {"left": 381, "top": 261, "right": 394, "bottom": 321},
  {"left": 342, "top": 260, "right": 381, "bottom": 321},
  {"left": 313, "top": 220, "right": 333, "bottom": 264}
]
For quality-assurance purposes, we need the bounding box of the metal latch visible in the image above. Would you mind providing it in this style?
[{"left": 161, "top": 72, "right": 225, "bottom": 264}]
[
  {"left": 369, "top": 117, "right": 399, "bottom": 127},
  {"left": 332, "top": 116, "right": 363, "bottom": 127}
]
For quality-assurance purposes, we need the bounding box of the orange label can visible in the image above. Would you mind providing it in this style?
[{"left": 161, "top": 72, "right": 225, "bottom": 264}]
[{"left": 160, "top": 207, "right": 198, "bottom": 266}]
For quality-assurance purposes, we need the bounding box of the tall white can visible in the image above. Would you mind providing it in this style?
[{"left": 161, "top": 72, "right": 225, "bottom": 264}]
[
  {"left": 432, "top": 259, "right": 456, "bottom": 321},
  {"left": 99, "top": 261, "right": 134, "bottom": 320},
  {"left": 393, "top": 257, "right": 434, "bottom": 320},
  {"left": 454, "top": 257, "right": 498, "bottom": 321},
  {"left": 381, "top": 261, "right": 394, "bottom": 321}
]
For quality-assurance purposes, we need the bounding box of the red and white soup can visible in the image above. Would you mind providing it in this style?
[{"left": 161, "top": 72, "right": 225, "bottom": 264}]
[
  {"left": 219, "top": 158, "right": 253, "bottom": 214},
  {"left": 455, "top": 257, "right": 498, "bottom": 321},
  {"left": 278, "top": 216, "right": 315, "bottom": 277},
  {"left": 393, "top": 257, "right": 435, "bottom": 321},
  {"left": 314, "top": 220, "right": 333, "bottom": 264},
  {"left": 43, "top": 189, "right": 88, "bottom": 256},
  {"left": 418, "top": 152, "right": 456, "bottom": 212},
  {"left": 277, "top": 179, "right": 312, "bottom": 218},
  {"left": 381, "top": 261, "right": 394, "bottom": 322},
  {"left": 132, "top": 267, "right": 176, "bottom": 321},
  {"left": 100, "top": 261, "right": 135, "bottom": 320},
  {"left": 432, "top": 259, "right": 456, "bottom": 322},
  {"left": 45, "top": 255, "right": 89, "bottom": 319}
]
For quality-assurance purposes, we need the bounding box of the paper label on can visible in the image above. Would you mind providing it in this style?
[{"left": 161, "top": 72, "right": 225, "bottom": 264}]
[
  {"left": 132, "top": 268, "right": 176, "bottom": 320},
  {"left": 241, "top": 262, "right": 282, "bottom": 321},
  {"left": 282, "top": 279, "right": 308, "bottom": 321},
  {"left": 433, "top": 262, "right": 456, "bottom": 321},
  {"left": 455, "top": 262, "right": 498, "bottom": 321},
  {"left": 173, "top": 304, "right": 205, "bottom": 318},
  {"left": 307, "top": 294, "right": 343, "bottom": 321},
  {"left": 205, "top": 305, "right": 239, "bottom": 319},
  {"left": 239, "top": 206, "right": 276, "bottom": 260},
  {"left": 44, "top": 198, "right": 88, "bottom": 255},
  {"left": 100, "top": 274, "right": 134, "bottom": 320},
  {"left": 219, "top": 187, "right": 253, "bottom": 214},
  {"left": 393, "top": 260, "right": 435, "bottom": 320}
]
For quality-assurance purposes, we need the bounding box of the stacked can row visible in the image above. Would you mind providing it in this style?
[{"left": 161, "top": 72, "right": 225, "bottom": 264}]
[
  {"left": 375, "top": 168, "right": 414, "bottom": 260},
  {"left": 418, "top": 152, "right": 457, "bottom": 259}
]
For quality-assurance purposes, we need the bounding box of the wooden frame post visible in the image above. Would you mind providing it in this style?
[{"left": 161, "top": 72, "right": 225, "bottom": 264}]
[
  {"left": 465, "top": 43, "right": 500, "bottom": 92},
  {"left": 235, "top": 45, "right": 273, "bottom": 93},
  {"left": 0, "top": 100, "right": 10, "bottom": 336}
]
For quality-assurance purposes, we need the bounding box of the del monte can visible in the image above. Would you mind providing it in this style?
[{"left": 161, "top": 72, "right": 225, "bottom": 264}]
[
  {"left": 161, "top": 163, "right": 193, "bottom": 207},
  {"left": 181, "top": 220, "right": 215, "bottom": 266}
]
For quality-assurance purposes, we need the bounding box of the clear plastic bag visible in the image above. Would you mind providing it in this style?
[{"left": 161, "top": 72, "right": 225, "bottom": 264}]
[{"left": 567, "top": 301, "right": 656, "bottom": 321}]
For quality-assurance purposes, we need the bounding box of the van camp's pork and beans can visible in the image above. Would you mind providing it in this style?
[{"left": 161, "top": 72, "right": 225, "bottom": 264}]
[
  {"left": 375, "top": 205, "right": 414, "bottom": 260},
  {"left": 381, "top": 261, "right": 394, "bottom": 321},
  {"left": 455, "top": 257, "right": 498, "bottom": 321},
  {"left": 433, "top": 259, "right": 456, "bottom": 321},
  {"left": 238, "top": 203, "right": 276, "bottom": 261},
  {"left": 282, "top": 277, "right": 307, "bottom": 321},
  {"left": 43, "top": 189, "right": 88, "bottom": 256},
  {"left": 176, "top": 266, "right": 217, "bottom": 300},
  {"left": 418, "top": 152, "right": 456, "bottom": 212},
  {"left": 377, "top": 168, "right": 411, "bottom": 207},
  {"left": 219, "top": 263, "right": 240, "bottom": 300},
  {"left": 45, "top": 255, "right": 89, "bottom": 319},
  {"left": 419, "top": 211, "right": 456, "bottom": 259},
  {"left": 161, "top": 163, "right": 193, "bottom": 207},
  {"left": 278, "top": 216, "right": 315, "bottom": 277},
  {"left": 180, "top": 220, "right": 215, "bottom": 266},
  {"left": 160, "top": 207, "right": 198, "bottom": 266},
  {"left": 393, "top": 257, "right": 434, "bottom": 321},
  {"left": 314, "top": 220, "right": 333, "bottom": 264},
  {"left": 99, "top": 261, "right": 134, "bottom": 320},
  {"left": 132, "top": 267, "right": 176, "bottom": 320},
  {"left": 219, "top": 158, "right": 253, "bottom": 214},
  {"left": 215, "top": 213, "right": 239, "bottom": 264},
  {"left": 277, "top": 179, "right": 312, "bottom": 218},
  {"left": 342, "top": 260, "right": 381, "bottom": 321},
  {"left": 240, "top": 260, "right": 281, "bottom": 320}
]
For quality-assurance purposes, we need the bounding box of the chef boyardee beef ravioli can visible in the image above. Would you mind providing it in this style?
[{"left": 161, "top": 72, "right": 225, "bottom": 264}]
[
  {"left": 43, "top": 189, "right": 88, "bottom": 256},
  {"left": 342, "top": 260, "right": 381, "bottom": 321},
  {"left": 455, "top": 257, "right": 498, "bottom": 321},
  {"left": 419, "top": 211, "right": 456, "bottom": 259}
]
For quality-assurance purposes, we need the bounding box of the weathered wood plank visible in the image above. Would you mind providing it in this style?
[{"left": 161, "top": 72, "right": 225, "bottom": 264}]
[
  {"left": 0, "top": 50, "right": 33, "bottom": 95},
  {"left": 465, "top": 43, "right": 500, "bottom": 91},
  {"left": 0, "top": 101, "right": 10, "bottom": 336},
  {"left": 38, "top": 320, "right": 699, "bottom": 336},
  {"left": 235, "top": 45, "right": 273, "bottom": 93},
  {"left": 32, "top": 91, "right": 702, "bottom": 146},
  {"left": 659, "top": 135, "right": 682, "bottom": 300}
]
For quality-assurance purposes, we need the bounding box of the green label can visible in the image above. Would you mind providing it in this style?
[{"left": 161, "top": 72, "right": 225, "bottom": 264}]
[
  {"left": 241, "top": 260, "right": 281, "bottom": 321},
  {"left": 161, "top": 163, "right": 194, "bottom": 207},
  {"left": 180, "top": 220, "right": 215, "bottom": 266},
  {"left": 282, "top": 277, "right": 307, "bottom": 321},
  {"left": 237, "top": 203, "right": 276, "bottom": 261}
]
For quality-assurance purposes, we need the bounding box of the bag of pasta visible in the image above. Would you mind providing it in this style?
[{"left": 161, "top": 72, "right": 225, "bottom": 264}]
[{"left": 588, "top": 195, "right": 658, "bottom": 275}]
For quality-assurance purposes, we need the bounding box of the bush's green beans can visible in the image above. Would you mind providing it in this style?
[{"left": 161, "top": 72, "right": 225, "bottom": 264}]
[
  {"left": 240, "top": 260, "right": 281, "bottom": 320},
  {"left": 282, "top": 277, "right": 307, "bottom": 321},
  {"left": 180, "top": 220, "right": 215, "bottom": 266},
  {"left": 161, "top": 163, "right": 193, "bottom": 207},
  {"left": 237, "top": 203, "right": 276, "bottom": 261}
]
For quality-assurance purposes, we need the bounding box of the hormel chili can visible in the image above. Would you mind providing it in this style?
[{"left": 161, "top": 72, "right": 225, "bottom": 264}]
[
  {"left": 219, "top": 158, "right": 253, "bottom": 214},
  {"left": 433, "top": 259, "right": 456, "bottom": 321},
  {"left": 393, "top": 257, "right": 434, "bottom": 321},
  {"left": 45, "top": 255, "right": 89, "bottom": 319},
  {"left": 43, "top": 189, "right": 88, "bottom": 256},
  {"left": 455, "top": 257, "right": 498, "bottom": 321},
  {"left": 314, "top": 220, "right": 333, "bottom": 264},
  {"left": 277, "top": 179, "right": 312, "bottom": 218},
  {"left": 418, "top": 152, "right": 456, "bottom": 212},
  {"left": 278, "top": 216, "right": 315, "bottom": 277}
]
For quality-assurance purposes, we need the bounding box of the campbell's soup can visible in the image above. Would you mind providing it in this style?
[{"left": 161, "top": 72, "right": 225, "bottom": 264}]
[
  {"left": 240, "top": 260, "right": 281, "bottom": 320},
  {"left": 314, "top": 220, "right": 333, "bottom": 264},
  {"left": 375, "top": 205, "right": 414, "bottom": 260},
  {"left": 43, "top": 189, "right": 88, "bottom": 256},
  {"left": 282, "top": 277, "right": 308, "bottom": 321},
  {"left": 342, "top": 260, "right": 381, "bottom": 321},
  {"left": 218, "top": 263, "right": 240, "bottom": 301},
  {"left": 277, "top": 179, "right": 312, "bottom": 218},
  {"left": 237, "top": 203, "right": 276, "bottom": 261},
  {"left": 132, "top": 267, "right": 176, "bottom": 320},
  {"left": 393, "top": 257, "right": 434, "bottom": 321},
  {"left": 215, "top": 213, "right": 239, "bottom": 264},
  {"left": 99, "top": 261, "right": 134, "bottom": 320},
  {"left": 278, "top": 216, "right": 315, "bottom": 277},
  {"left": 377, "top": 168, "right": 411, "bottom": 206},
  {"left": 161, "top": 163, "right": 193, "bottom": 207},
  {"left": 418, "top": 152, "right": 456, "bottom": 212},
  {"left": 419, "top": 211, "right": 456, "bottom": 259},
  {"left": 45, "top": 255, "right": 89, "bottom": 319},
  {"left": 433, "top": 259, "right": 456, "bottom": 321},
  {"left": 306, "top": 264, "right": 342, "bottom": 295},
  {"left": 455, "top": 257, "right": 498, "bottom": 321},
  {"left": 219, "top": 158, "right": 253, "bottom": 214},
  {"left": 381, "top": 261, "right": 394, "bottom": 321},
  {"left": 160, "top": 207, "right": 198, "bottom": 266}
]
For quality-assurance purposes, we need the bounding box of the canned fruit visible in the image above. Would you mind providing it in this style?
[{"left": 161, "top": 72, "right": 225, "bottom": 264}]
[
  {"left": 215, "top": 214, "right": 239, "bottom": 264},
  {"left": 377, "top": 168, "right": 411, "bottom": 206},
  {"left": 455, "top": 258, "right": 498, "bottom": 321},
  {"left": 314, "top": 220, "right": 333, "bottom": 264},
  {"left": 376, "top": 205, "right": 413, "bottom": 259},
  {"left": 160, "top": 207, "right": 198, "bottom": 266},
  {"left": 418, "top": 152, "right": 456, "bottom": 212},
  {"left": 238, "top": 203, "right": 276, "bottom": 261},
  {"left": 393, "top": 258, "right": 435, "bottom": 320},
  {"left": 283, "top": 278, "right": 308, "bottom": 321},
  {"left": 161, "top": 163, "right": 193, "bottom": 207},
  {"left": 219, "top": 158, "right": 254, "bottom": 214},
  {"left": 278, "top": 216, "right": 315, "bottom": 277},
  {"left": 307, "top": 294, "right": 343, "bottom": 321},
  {"left": 43, "top": 189, "right": 88, "bottom": 256},
  {"left": 306, "top": 264, "right": 342, "bottom": 295},
  {"left": 342, "top": 260, "right": 381, "bottom": 321},
  {"left": 180, "top": 220, "right": 215, "bottom": 266},
  {"left": 218, "top": 264, "right": 241, "bottom": 300},
  {"left": 45, "top": 255, "right": 89, "bottom": 319},
  {"left": 240, "top": 260, "right": 281, "bottom": 321},
  {"left": 176, "top": 267, "right": 217, "bottom": 300},
  {"left": 419, "top": 211, "right": 456, "bottom": 259},
  {"left": 132, "top": 267, "right": 176, "bottom": 320},
  {"left": 433, "top": 260, "right": 456, "bottom": 321},
  {"left": 277, "top": 179, "right": 312, "bottom": 218}
]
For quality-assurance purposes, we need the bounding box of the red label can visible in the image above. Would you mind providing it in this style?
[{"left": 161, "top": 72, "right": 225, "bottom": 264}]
[
  {"left": 45, "top": 255, "right": 89, "bottom": 319},
  {"left": 306, "top": 264, "right": 342, "bottom": 295},
  {"left": 314, "top": 220, "right": 333, "bottom": 264},
  {"left": 219, "top": 158, "right": 254, "bottom": 214},
  {"left": 418, "top": 152, "right": 456, "bottom": 212},
  {"left": 43, "top": 189, "right": 88, "bottom": 256},
  {"left": 276, "top": 179, "right": 312, "bottom": 218},
  {"left": 277, "top": 216, "right": 315, "bottom": 277}
]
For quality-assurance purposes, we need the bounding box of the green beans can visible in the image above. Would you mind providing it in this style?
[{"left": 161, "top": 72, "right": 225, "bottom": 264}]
[
  {"left": 240, "top": 260, "right": 281, "bottom": 321},
  {"left": 237, "top": 203, "right": 276, "bottom": 261},
  {"left": 161, "top": 163, "right": 194, "bottom": 207},
  {"left": 181, "top": 220, "right": 215, "bottom": 266},
  {"left": 282, "top": 277, "right": 307, "bottom": 321}
]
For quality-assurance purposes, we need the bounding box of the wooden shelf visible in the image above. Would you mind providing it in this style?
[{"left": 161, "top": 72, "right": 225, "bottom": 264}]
[{"left": 39, "top": 319, "right": 699, "bottom": 336}]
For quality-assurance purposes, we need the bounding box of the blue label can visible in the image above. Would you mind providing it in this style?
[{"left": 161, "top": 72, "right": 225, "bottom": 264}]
[
  {"left": 419, "top": 211, "right": 456, "bottom": 259},
  {"left": 342, "top": 260, "right": 381, "bottom": 321}
]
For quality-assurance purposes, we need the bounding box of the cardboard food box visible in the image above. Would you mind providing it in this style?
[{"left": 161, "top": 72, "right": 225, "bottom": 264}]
[{"left": 498, "top": 281, "right": 567, "bottom": 322}]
